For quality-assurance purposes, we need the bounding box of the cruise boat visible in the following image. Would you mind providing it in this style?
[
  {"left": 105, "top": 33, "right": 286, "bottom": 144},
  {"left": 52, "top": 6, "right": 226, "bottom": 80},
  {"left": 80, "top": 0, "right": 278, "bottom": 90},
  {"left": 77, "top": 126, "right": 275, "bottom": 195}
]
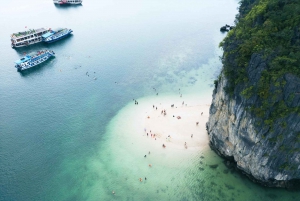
[
  {"left": 42, "top": 28, "right": 73, "bottom": 43},
  {"left": 53, "top": 0, "right": 82, "bottom": 5},
  {"left": 11, "top": 28, "right": 49, "bottom": 48},
  {"left": 14, "top": 50, "right": 55, "bottom": 71}
]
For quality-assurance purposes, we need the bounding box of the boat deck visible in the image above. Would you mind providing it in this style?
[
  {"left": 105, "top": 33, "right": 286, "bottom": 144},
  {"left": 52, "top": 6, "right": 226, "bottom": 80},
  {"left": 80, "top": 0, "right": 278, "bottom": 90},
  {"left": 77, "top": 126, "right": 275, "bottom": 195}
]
[{"left": 11, "top": 28, "right": 47, "bottom": 39}]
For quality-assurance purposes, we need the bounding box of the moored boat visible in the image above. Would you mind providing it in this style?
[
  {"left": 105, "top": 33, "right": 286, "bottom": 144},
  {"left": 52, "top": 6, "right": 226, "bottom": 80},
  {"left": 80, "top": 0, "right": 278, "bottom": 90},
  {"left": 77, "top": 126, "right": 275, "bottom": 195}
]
[
  {"left": 11, "top": 28, "right": 49, "bottom": 48},
  {"left": 14, "top": 50, "right": 55, "bottom": 71},
  {"left": 53, "top": 0, "right": 82, "bottom": 5},
  {"left": 42, "top": 28, "right": 73, "bottom": 43}
]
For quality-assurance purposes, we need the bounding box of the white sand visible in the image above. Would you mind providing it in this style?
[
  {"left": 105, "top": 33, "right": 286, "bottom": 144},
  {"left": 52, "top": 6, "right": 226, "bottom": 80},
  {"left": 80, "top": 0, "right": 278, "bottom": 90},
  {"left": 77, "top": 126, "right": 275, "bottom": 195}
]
[
  {"left": 143, "top": 102, "right": 210, "bottom": 151},
  {"left": 89, "top": 95, "right": 214, "bottom": 199},
  {"left": 102, "top": 95, "right": 212, "bottom": 169}
]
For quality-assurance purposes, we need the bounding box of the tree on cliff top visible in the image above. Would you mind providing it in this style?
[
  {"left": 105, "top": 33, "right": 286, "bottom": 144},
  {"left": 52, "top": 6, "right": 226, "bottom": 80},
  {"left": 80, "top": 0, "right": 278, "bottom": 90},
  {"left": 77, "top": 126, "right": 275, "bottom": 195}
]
[{"left": 220, "top": 0, "right": 300, "bottom": 126}]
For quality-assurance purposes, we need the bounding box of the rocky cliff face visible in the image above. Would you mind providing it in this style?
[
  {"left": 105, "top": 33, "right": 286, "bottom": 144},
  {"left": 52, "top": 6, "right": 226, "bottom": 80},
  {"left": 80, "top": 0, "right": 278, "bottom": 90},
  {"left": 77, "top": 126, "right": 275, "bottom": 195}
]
[{"left": 207, "top": 53, "right": 300, "bottom": 188}]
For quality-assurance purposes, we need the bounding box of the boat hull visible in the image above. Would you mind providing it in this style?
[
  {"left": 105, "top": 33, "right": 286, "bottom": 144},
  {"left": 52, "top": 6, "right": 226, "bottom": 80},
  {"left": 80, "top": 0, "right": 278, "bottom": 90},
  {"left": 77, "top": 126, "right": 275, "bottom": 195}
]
[
  {"left": 53, "top": 0, "right": 82, "bottom": 4},
  {"left": 43, "top": 30, "right": 73, "bottom": 43},
  {"left": 15, "top": 50, "right": 55, "bottom": 71},
  {"left": 11, "top": 40, "right": 43, "bottom": 48}
]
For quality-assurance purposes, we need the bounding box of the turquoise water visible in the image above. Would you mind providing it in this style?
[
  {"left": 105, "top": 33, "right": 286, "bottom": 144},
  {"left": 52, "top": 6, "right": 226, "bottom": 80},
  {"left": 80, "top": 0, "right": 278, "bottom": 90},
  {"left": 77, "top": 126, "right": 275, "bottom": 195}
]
[{"left": 0, "top": 0, "right": 299, "bottom": 200}]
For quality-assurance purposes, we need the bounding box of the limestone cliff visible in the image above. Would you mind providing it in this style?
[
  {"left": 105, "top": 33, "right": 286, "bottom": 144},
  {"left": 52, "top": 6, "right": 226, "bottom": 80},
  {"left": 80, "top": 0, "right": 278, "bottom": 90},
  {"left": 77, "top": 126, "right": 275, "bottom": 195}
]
[{"left": 207, "top": 0, "right": 300, "bottom": 188}]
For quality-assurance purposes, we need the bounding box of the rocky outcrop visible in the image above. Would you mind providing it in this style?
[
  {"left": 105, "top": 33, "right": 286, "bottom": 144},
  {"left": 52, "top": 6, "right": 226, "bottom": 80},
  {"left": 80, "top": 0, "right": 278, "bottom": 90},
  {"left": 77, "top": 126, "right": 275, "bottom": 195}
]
[{"left": 206, "top": 53, "right": 300, "bottom": 188}]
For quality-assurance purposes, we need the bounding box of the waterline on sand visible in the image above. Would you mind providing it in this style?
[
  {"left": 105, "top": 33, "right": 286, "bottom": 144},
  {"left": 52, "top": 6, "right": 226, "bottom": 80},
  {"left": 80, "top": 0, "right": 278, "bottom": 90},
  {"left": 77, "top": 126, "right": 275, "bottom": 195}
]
[{"left": 88, "top": 94, "right": 211, "bottom": 200}]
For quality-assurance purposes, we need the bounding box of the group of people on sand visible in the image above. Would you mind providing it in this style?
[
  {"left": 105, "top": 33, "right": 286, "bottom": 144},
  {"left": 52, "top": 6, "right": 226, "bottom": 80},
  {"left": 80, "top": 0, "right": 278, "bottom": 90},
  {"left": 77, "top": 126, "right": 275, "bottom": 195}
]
[
  {"left": 133, "top": 99, "right": 139, "bottom": 105},
  {"left": 146, "top": 130, "right": 157, "bottom": 140},
  {"left": 145, "top": 127, "right": 189, "bottom": 150},
  {"left": 152, "top": 104, "right": 168, "bottom": 116},
  {"left": 140, "top": 150, "right": 153, "bottom": 184},
  {"left": 112, "top": 103, "right": 206, "bottom": 195}
]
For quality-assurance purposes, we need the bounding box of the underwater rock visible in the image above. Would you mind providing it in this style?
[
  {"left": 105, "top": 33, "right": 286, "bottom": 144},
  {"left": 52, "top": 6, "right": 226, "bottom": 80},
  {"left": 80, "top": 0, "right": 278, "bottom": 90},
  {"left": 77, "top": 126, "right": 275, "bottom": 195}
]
[{"left": 209, "top": 164, "right": 219, "bottom": 169}]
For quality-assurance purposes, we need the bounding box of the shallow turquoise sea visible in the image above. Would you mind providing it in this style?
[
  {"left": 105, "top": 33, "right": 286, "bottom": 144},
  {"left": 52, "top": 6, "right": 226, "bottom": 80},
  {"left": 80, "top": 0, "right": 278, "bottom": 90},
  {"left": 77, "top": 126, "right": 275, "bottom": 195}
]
[{"left": 0, "top": 0, "right": 299, "bottom": 200}]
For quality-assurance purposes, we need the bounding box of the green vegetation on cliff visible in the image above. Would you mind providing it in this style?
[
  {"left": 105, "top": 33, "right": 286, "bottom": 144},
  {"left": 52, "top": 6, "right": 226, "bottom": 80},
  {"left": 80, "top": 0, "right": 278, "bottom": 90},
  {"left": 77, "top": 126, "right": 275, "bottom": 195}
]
[{"left": 220, "top": 0, "right": 300, "bottom": 127}]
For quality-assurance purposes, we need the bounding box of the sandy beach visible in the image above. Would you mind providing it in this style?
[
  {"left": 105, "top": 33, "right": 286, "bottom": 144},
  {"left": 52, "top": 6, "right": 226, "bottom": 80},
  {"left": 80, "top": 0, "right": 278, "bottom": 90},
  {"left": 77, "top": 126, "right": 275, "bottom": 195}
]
[
  {"left": 143, "top": 102, "right": 210, "bottom": 151},
  {"left": 107, "top": 95, "right": 213, "bottom": 159},
  {"left": 93, "top": 95, "right": 214, "bottom": 198}
]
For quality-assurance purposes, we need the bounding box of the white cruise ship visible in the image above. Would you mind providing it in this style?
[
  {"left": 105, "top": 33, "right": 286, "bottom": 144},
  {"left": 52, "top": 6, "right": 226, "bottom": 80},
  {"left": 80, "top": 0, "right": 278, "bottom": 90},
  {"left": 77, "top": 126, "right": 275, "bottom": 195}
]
[
  {"left": 11, "top": 28, "right": 49, "bottom": 48},
  {"left": 53, "top": 0, "right": 82, "bottom": 5}
]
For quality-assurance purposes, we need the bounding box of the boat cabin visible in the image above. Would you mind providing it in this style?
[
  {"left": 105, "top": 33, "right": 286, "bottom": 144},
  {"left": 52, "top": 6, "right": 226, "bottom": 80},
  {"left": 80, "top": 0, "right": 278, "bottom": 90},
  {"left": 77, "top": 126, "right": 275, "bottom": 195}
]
[{"left": 11, "top": 28, "right": 49, "bottom": 47}]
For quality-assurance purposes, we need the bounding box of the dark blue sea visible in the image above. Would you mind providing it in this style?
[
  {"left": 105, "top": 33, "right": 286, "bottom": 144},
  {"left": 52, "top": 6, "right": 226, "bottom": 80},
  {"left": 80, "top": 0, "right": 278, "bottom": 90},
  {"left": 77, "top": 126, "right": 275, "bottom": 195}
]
[{"left": 0, "top": 0, "right": 299, "bottom": 200}]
